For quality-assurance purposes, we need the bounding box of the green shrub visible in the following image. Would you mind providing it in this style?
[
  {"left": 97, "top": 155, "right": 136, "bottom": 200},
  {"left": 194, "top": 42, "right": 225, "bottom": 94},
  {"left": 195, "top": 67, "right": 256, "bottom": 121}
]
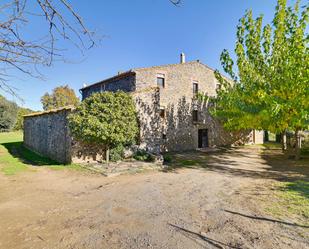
[
  {"left": 133, "top": 150, "right": 155, "bottom": 162},
  {"left": 110, "top": 144, "right": 124, "bottom": 162},
  {"left": 163, "top": 154, "right": 172, "bottom": 163},
  {"left": 68, "top": 91, "right": 138, "bottom": 163}
]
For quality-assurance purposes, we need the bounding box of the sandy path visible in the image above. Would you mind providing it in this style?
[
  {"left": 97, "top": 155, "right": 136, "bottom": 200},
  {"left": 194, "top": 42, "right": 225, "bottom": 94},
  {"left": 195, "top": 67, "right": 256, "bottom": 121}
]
[{"left": 0, "top": 147, "right": 308, "bottom": 249}]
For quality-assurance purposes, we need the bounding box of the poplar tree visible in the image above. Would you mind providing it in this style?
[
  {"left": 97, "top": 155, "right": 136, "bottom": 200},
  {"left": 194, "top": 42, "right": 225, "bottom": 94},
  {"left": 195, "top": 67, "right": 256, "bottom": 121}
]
[{"left": 213, "top": 0, "right": 308, "bottom": 159}]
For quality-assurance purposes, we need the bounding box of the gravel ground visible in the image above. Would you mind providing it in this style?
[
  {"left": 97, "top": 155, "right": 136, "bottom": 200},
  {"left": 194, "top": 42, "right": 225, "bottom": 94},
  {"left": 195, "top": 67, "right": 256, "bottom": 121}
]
[{"left": 0, "top": 147, "right": 308, "bottom": 249}]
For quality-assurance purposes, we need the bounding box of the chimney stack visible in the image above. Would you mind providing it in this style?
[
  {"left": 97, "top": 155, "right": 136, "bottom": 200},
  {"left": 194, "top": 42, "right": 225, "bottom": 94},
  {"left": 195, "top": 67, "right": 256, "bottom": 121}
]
[{"left": 180, "top": 52, "right": 186, "bottom": 64}]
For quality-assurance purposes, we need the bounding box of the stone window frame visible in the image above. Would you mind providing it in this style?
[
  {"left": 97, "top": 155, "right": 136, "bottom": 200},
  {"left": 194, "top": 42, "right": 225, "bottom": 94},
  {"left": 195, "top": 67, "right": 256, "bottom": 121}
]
[
  {"left": 159, "top": 106, "right": 166, "bottom": 119},
  {"left": 156, "top": 73, "right": 166, "bottom": 88},
  {"left": 193, "top": 81, "right": 199, "bottom": 96}
]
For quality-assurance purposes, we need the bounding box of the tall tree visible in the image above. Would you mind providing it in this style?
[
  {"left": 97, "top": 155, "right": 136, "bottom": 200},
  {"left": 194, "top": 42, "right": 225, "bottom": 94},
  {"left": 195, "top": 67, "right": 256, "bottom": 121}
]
[
  {"left": 68, "top": 91, "right": 138, "bottom": 164},
  {"left": 212, "top": 0, "right": 308, "bottom": 159},
  {"left": 14, "top": 107, "right": 33, "bottom": 130},
  {"left": 0, "top": 95, "right": 18, "bottom": 131},
  {"left": 41, "top": 85, "right": 79, "bottom": 110}
]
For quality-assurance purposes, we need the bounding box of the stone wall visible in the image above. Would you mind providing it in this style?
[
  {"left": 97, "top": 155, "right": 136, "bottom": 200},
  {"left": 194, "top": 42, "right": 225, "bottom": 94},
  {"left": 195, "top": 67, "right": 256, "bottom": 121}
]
[
  {"left": 132, "top": 87, "right": 161, "bottom": 153},
  {"left": 81, "top": 61, "right": 238, "bottom": 152},
  {"left": 134, "top": 61, "right": 239, "bottom": 151},
  {"left": 81, "top": 72, "right": 136, "bottom": 100},
  {"left": 23, "top": 107, "right": 73, "bottom": 164},
  {"left": 80, "top": 61, "right": 250, "bottom": 152}
]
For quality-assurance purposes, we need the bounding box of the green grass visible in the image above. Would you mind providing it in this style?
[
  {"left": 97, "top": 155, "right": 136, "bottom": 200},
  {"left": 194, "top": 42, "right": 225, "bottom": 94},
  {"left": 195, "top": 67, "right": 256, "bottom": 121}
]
[
  {"left": 267, "top": 180, "right": 309, "bottom": 224},
  {"left": 0, "top": 131, "right": 29, "bottom": 175},
  {"left": 179, "top": 159, "right": 202, "bottom": 166},
  {"left": 0, "top": 131, "right": 85, "bottom": 175},
  {"left": 262, "top": 142, "right": 282, "bottom": 149}
]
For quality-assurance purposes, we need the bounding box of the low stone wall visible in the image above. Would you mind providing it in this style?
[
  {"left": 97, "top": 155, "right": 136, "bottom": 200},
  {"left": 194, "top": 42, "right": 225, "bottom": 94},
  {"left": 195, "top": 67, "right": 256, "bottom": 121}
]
[{"left": 23, "top": 107, "right": 73, "bottom": 164}]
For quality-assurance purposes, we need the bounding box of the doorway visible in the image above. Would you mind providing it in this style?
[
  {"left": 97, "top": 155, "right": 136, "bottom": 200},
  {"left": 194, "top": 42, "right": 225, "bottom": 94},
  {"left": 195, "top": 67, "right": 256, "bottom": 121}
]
[{"left": 198, "top": 129, "right": 209, "bottom": 148}]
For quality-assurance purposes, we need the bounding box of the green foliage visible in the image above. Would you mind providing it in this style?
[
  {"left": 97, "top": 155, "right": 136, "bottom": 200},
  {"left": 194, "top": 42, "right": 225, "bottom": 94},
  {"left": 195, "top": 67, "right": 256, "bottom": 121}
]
[
  {"left": 13, "top": 107, "right": 33, "bottom": 130},
  {"left": 68, "top": 91, "right": 139, "bottom": 160},
  {"left": 163, "top": 154, "right": 173, "bottom": 163},
  {"left": 213, "top": 0, "right": 308, "bottom": 131},
  {"left": 41, "top": 85, "right": 79, "bottom": 111},
  {"left": 110, "top": 144, "right": 125, "bottom": 162},
  {"left": 212, "top": 0, "right": 308, "bottom": 158},
  {"left": 0, "top": 95, "right": 18, "bottom": 132},
  {"left": 133, "top": 150, "right": 155, "bottom": 162}
]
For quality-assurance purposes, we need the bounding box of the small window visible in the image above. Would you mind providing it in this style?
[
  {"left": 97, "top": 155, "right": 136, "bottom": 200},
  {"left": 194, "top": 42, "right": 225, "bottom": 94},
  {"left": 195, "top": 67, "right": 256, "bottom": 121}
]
[
  {"left": 193, "top": 110, "right": 198, "bottom": 122},
  {"left": 193, "top": 82, "right": 198, "bottom": 96},
  {"left": 216, "top": 84, "right": 221, "bottom": 91},
  {"left": 162, "top": 133, "right": 167, "bottom": 140},
  {"left": 157, "top": 74, "right": 165, "bottom": 88},
  {"left": 159, "top": 107, "right": 165, "bottom": 119}
]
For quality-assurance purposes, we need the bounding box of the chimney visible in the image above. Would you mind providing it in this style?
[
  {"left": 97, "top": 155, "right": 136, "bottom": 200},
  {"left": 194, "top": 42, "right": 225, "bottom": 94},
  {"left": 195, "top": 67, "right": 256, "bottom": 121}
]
[{"left": 180, "top": 52, "right": 186, "bottom": 64}]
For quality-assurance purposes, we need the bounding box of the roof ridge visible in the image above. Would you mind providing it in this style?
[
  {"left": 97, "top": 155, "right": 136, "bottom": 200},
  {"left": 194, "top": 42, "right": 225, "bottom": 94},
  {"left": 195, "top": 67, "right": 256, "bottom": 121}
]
[
  {"left": 80, "top": 60, "right": 225, "bottom": 91},
  {"left": 132, "top": 61, "right": 199, "bottom": 71}
]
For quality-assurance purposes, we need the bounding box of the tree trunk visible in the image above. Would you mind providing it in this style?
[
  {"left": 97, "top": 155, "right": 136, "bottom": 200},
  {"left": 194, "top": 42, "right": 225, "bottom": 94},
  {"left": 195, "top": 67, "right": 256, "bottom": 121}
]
[
  {"left": 106, "top": 146, "right": 110, "bottom": 165},
  {"left": 281, "top": 130, "right": 287, "bottom": 152},
  {"left": 294, "top": 129, "right": 301, "bottom": 160}
]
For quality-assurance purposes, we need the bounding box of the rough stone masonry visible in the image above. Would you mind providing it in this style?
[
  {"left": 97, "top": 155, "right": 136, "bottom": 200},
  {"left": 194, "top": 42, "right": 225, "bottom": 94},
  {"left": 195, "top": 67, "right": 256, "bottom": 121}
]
[{"left": 23, "top": 54, "right": 263, "bottom": 164}]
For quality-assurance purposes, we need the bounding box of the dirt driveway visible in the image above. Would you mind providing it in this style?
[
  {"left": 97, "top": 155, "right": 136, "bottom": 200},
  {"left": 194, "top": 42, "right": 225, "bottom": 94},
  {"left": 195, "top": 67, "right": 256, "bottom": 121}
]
[{"left": 0, "top": 147, "right": 308, "bottom": 249}]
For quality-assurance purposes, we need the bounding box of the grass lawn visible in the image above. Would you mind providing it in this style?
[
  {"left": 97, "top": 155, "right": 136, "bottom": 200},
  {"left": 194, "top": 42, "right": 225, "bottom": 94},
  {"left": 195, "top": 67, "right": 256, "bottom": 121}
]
[
  {"left": 267, "top": 180, "right": 309, "bottom": 225},
  {"left": 0, "top": 131, "right": 84, "bottom": 175}
]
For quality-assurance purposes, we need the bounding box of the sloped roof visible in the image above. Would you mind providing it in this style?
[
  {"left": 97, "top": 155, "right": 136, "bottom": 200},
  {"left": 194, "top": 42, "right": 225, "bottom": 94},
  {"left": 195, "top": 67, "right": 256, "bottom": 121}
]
[
  {"left": 80, "top": 60, "right": 227, "bottom": 92},
  {"left": 23, "top": 106, "right": 75, "bottom": 118}
]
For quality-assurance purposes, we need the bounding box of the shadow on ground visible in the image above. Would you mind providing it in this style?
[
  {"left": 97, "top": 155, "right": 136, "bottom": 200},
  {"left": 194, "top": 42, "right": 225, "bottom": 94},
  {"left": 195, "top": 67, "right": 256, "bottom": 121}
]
[
  {"left": 223, "top": 209, "right": 309, "bottom": 228},
  {"left": 166, "top": 147, "right": 309, "bottom": 179},
  {"left": 165, "top": 145, "right": 309, "bottom": 202},
  {"left": 168, "top": 223, "right": 239, "bottom": 249},
  {"left": 1, "top": 141, "right": 60, "bottom": 166}
]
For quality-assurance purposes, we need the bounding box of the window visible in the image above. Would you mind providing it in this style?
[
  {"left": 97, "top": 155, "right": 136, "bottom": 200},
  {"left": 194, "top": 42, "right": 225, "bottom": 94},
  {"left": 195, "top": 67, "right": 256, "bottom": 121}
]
[
  {"left": 216, "top": 84, "right": 221, "bottom": 91},
  {"left": 159, "top": 107, "right": 165, "bottom": 119},
  {"left": 193, "top": 110, "right": 198, "bottom": 122},
  {"left": 157, "top": 74, "right": 165, "bottom": 88},
  {"left": 193, "top": 82, "right": 198, "bottom": 96},
  {"left": 162, "top": 133, "right": 167, "bottom": 140}
]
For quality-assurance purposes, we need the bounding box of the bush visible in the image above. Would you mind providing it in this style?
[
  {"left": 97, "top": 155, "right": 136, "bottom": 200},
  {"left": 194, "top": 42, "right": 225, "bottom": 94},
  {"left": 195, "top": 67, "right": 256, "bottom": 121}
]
[
  {"left": 68, "top": 91, "right": 138, "bottom": 163},
  {"left": 133, "top": 150, "right": 155, "bottom": 162},
  {"left": 110, "top": 144, "right": 124, "bottom": 162},
  {"left": 163, "top": 154, "right": 172, "bottom": 163}
]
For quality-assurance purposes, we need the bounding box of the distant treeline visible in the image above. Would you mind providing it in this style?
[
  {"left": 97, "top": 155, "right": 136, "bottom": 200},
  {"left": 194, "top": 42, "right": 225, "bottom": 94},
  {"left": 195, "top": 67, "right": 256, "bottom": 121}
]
[{"left": 0, "top": 95, "right": 34, "bottom": 132}]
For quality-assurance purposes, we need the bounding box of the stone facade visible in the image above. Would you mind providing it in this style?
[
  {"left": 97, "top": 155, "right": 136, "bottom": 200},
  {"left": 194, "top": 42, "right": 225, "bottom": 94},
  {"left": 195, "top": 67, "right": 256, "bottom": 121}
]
[
  {"left": 23, "top": 107, "right": 104, "bottom": 164},
  {"left": 23, "top": 107, "right": 73, "bottom": 164},
  {"left": 82, "top": 72, "right": 136, "bottom": 100},
  {"left": 23, "top": 57, "right": 262, "bottom": 164},
  {"left": 81, "top": 58, "right": 246, "bottom": 153}
]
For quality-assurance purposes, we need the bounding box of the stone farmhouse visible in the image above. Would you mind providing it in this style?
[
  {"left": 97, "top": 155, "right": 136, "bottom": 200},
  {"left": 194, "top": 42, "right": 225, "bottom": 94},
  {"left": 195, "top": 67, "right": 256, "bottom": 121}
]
[
  {"left": 24, "top": 53, "right": 264, "bottom": 164},
  {"left": 80, "top": 53, "right": 263, "bottom": 154}
]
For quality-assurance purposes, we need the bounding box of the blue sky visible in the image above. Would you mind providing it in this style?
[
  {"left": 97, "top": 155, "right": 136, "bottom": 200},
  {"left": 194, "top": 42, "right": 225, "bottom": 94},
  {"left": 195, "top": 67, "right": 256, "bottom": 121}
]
[{"left": 2, "top": 0, "right": 294, "bottom": 110}]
